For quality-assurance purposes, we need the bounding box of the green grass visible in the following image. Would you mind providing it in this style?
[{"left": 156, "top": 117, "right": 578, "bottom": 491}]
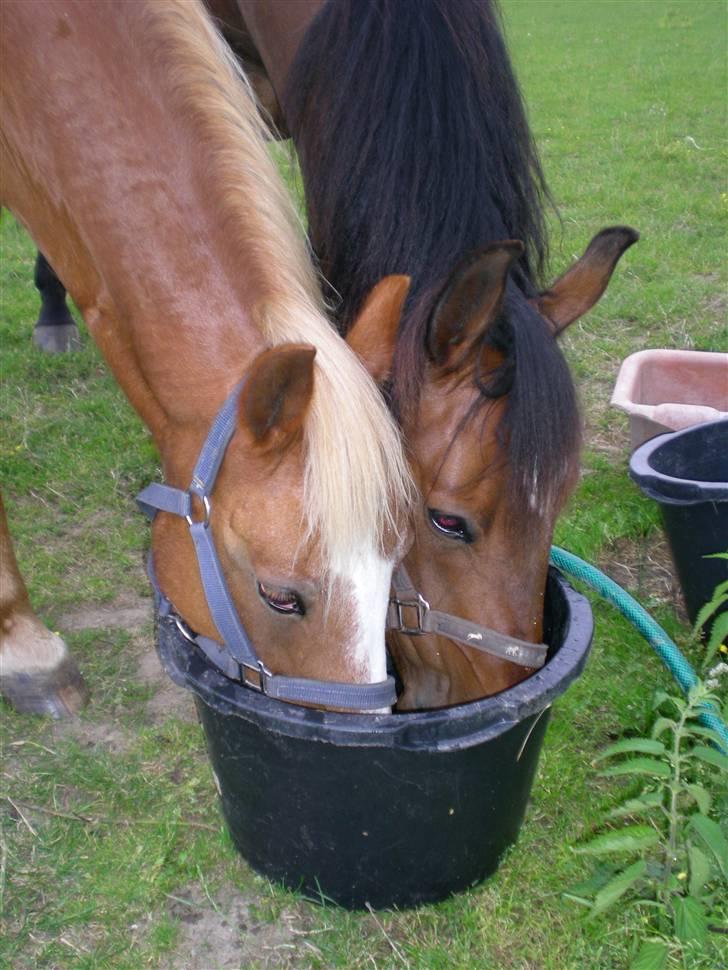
[{"left": 1, "top": 2, "right": 727, "bottom": 968}]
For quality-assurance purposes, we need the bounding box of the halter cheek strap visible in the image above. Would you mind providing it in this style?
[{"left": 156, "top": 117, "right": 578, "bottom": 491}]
[
  {"left": 388, "top": 564, "right": 548, "bottom": 669},
  {"left": 136, "top": 382, "right": 397, "bottom": 712}
]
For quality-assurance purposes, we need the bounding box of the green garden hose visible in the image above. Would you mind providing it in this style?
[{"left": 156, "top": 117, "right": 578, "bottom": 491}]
[{"left": 549, "top": 546, "right": 728, "bottom": 752}]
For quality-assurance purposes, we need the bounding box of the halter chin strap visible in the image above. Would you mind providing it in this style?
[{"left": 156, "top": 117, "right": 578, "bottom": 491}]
[
  {"left": 136, "top": 382, "right": 397, "bottom": 712},
  {"left": 387, "top": 565, "right": 548, "bottom": 669}
]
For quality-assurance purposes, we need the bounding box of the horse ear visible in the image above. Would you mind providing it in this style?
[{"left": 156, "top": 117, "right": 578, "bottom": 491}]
[
  {"left": 346, "top": 275, "right": 410, "bottom": 382},
  {"left": 238, "top": 344, "right": 316, "bottom": 447},
  {"left": 427, "top": 241, "right": 523, "bottom": 367},
  {"left": 534, "top": 226, "right": 639, "bottom": 334}
]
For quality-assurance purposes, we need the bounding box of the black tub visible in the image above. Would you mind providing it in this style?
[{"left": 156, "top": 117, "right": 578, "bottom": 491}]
[
  {"left": 629, "top": 418, "right": 728, "bottom": 624},
  {"left": 157, "top": 569, "right": 593, "bottom": 909}
]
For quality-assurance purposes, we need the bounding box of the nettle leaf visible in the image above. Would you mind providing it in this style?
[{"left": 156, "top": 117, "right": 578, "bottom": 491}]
[
  {"left": 705, "top": 611, "right": 728, "bottom": 666},
  {"left": 645, "top": 859, "right": 668, "bottom": 881},
  {"left": 652, "top": 690, "right": 677, "bottom": 712},
  {"left": 686, "top": 683, "right": 707, "bottom": 706},
  {"left": 664, "top": 872, "right": 682, "bottom": 892},
  {"left": 629, "top": 939, "right": 668, "bottom": 970},
  {"left": 640, "top": 901, "right": 669, "bottom": 914},
  {"left": 707, "top": 604, "right": 728, "bottom": 631},
  {"left": 692, "top": 602, "right": 716, "bottom": 635},
  {"left": 594, "top": 739, "right": 667, "bottom": 761},
  {"left": 692, "top": 586, "right": 728, "bottom": 632},
  {"left": 705, "top": 582, "right": 728, "bottom": 605},
  {"left": 691, "top": 745, "right": 728, "bottom": 772},
  {"left": 683, "top": 783, "right": 711, "bottom": 815},
  {"left": 689, "top": 814, "right": 728, "bottom": 879},
  {"left": 688, "top": 842, "right": 712, "bottom": 897},
  {"left": 561, "top": 892, "right": 593, "bottom": 908},
  {"left": 565, "top": 864, "right": 619, "bottom": 897},
  {"left": 607, "top": 790, "right": 664, "bottom": 820},
  {"left": 651, "top": 717, "right": 676, "bottom": 740},
  {"left": 684, "top": 724, "right": 726, "bottom": 745},
  {"left": 672, "top": 895, "right": 707, "bottom": 944},
  {"left": 588, "top": 859, "right": 646, "bottom": 917},
  {"left": 599, "top": 757, "right": 671, "bottom": 779},
  {"left": 574, "top": 825, "right": 660, "bottom": 857}
]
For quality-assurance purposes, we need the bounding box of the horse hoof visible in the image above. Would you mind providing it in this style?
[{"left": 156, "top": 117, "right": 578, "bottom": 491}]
[
  {"left": 0, "top": 655, "right": 89, "bottom": 718},
  {"left": 32, "top": 323, "right": 81, "bottom": 354}
]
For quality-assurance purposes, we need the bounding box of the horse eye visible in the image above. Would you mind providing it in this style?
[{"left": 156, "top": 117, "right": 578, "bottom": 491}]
[
  {"left": 427, "top": 509, "right": 473, "bottom": 543},
  {"left": 257, "top": 581, "right": 306, "bottom": 616}
]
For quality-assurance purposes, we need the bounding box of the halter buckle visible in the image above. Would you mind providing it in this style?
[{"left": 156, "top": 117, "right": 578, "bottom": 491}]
[
  {"left": 171, "top": 613, "right": 197, "bottom": 644},
  {"left": 391, "top": 592, "right": 430, "bottom": 635},
  {"left": 241, "top": 660, "right": 272, "bottom": 693},
  {"left": 184, "top": 492, "right": 211, "bottom": 528}
]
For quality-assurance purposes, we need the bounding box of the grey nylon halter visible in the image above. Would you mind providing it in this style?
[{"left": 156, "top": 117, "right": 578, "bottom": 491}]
[
  {"left": 136, "top": 381, "right": 397, "bottom": 711},
  {"left": 387, "top": 564, "right": 548, "bottom": 669}
]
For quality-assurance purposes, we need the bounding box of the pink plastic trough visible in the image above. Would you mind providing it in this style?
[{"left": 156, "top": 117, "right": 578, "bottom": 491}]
[{"left": 611, "top": 349, "right": 728, "bottom": 450}]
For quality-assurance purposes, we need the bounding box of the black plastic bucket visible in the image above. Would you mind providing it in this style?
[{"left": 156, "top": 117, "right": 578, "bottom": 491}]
[
  {"left": 629, "top": 418, "right": 728, "bottom": 624},
  {"left": 157, "top": 569, "right": 592, "bottom": 909}
]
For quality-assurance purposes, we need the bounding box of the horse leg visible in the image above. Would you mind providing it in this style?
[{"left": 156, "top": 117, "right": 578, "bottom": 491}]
[
  {"left": 0, "top": 493, "right": 88, "bottom": 717},
  {"left": 32, "top": 251, "right": 81, "bottom": 354}
]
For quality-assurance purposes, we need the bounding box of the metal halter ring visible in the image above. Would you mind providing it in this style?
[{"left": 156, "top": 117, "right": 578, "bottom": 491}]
[
  {"left": 185, "top": 492, "right": 211, "bottom": 528},
  {"left": 171, "top": 613, "right": 196, "bottom": 643},
  {"left": 391, "top": 592, "right": 431, "bottom": 636}
]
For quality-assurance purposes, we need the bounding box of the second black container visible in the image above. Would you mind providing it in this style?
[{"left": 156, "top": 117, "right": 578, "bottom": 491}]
[{"left": 629, "top": 418, "right": 728, "bottom": 624}]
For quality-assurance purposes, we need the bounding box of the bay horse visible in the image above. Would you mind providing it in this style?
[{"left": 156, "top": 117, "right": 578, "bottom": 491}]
[
  {"left": 0, "top": 0, "right": 412, "bottom": 716},
  {"left": 220, "top": 0, "right": 638, "bottom": 708}
]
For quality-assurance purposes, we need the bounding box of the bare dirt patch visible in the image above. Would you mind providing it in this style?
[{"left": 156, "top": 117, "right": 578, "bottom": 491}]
[
  {"left": 162, "top": 883, "right": 316, "bottom": 969},
  {"left": 584, "top": 419, "right": 630, "bottom": 461},
  {"left": 598, "top": 531, "right": 686, "bottom": 620},
  {"left": 700, "top": 288, "right": 727, "bottom": 321},
  {"left": 57, "top": 588, "right": 196, "bottom": 725},
  {"left": 136, "top": 642, "right": 197, "bottom": 724},
  {"left": 32, "top": 638, "right": 196, "bottom": 758},
  {"left": 51, "top": 716, "right": 132, "bottom": 755},
  {"left": 58, "top": 592, "right": 152, "bottom": 634}
]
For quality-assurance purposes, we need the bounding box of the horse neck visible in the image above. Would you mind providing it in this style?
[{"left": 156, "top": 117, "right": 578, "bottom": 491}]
[{"left": 1, "top": 1, "right": 270, "bottom": 449}]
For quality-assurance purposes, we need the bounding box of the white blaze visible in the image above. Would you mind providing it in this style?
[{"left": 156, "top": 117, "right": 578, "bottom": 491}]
[{"left": 338, "top": 547, "right": 393, "bottom": 686}]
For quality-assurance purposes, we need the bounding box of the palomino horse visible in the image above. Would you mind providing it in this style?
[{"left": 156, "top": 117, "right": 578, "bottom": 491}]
[
  {"left": 222, "top": 0, "right": 638, "bottom": 708},
  {"left": 0, "top": 0, "right": 412, "bottom": 716},
  {"left": 23, "top": 0, "right": 637, "bottom": 710}
]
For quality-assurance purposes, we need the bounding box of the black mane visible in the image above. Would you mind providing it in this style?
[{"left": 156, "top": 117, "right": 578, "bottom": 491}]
[
  {"left": 285, "top": 0, "right": 580, "bottom": 513},
  {"left": 286, "top": 0, "right": 550, "bottom": 314}
]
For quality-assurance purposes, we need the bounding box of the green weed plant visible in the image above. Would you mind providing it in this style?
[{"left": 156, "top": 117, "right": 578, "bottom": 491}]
[
  {"left": 568, "top": 682, "right": 728, "bottom": 969},
  {"left": 692, "top": 552, "right": 728, "bottom": 674}
]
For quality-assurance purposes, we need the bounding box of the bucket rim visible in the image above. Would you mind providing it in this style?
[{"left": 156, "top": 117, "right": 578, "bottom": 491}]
[
  {"left": 157, "top": 569, "right": 593, "bottom": 752},
  {"left": 628, "top": 418, "right": 728, "bottom": 505}
]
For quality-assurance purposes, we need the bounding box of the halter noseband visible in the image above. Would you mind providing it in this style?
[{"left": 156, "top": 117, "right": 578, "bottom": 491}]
[
  {"left": 387, "top": 565, "right": 548, "bottom": 669},
  {"left": 136, "top": 382, "right": 397, "bottom": 712}
]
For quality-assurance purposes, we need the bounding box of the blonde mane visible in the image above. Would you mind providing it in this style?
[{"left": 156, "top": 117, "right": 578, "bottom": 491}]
[{"left": 142, "top": 0, "right": 412, "bottom": 571}]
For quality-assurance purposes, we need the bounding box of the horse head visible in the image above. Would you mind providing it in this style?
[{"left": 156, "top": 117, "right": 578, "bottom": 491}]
[
  {"left": 350, "top": 226, "right": 637, "bottom": 708},
  {"left": 149, "top": 331, "right": 410, "bottom": 711}
]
